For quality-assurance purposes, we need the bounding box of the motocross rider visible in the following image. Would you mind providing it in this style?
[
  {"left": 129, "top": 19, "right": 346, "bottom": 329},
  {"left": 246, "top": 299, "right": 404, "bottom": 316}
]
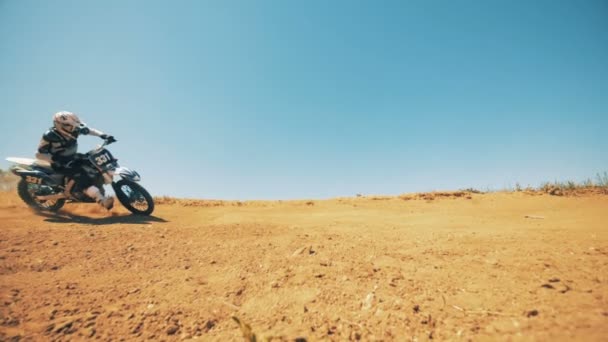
[{"left": 36, "top": 111, "right": 116, "bottom": 209}]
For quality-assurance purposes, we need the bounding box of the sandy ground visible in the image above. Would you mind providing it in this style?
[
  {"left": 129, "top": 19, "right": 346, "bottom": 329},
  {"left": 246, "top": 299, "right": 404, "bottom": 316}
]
[{"left": 0, "top": 191, "right": 607, "bottom": 341}]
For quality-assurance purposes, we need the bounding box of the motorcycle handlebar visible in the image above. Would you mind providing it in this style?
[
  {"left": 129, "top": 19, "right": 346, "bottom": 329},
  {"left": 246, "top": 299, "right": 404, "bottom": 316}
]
[{"left": 101, "top": 138, "right": 116, "bottom": 147}]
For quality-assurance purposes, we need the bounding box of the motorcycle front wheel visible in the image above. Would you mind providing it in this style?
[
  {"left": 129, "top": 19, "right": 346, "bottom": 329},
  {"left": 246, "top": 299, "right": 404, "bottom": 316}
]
[{"left": 112, "top": 179, "right": 154, "bottom": 215}]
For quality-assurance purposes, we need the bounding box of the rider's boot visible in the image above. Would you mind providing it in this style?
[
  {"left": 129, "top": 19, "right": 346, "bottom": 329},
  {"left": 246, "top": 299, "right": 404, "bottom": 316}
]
[{"left": 84, "top": 186, "right": 114, "bottom": 210}]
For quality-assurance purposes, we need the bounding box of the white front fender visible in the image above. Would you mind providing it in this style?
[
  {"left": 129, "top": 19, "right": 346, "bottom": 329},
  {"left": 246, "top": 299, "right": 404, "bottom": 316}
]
[{"left": 114, "top": 167, "right": 141, "bottom": 182}]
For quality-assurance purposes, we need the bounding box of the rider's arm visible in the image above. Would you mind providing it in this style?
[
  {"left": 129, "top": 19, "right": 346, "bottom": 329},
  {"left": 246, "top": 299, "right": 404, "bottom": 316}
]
[
  {"left": 36, "top": 142, "right": 53, "bottom": 162},
  {"left": 79, "top": 124, "right": 105, "bottom": 137},
  {"left": 36, "top": 131, "right": 57, "bottom": 163},
  {"left": 79, "top": 123, "right": 115, "bottom": 141}
]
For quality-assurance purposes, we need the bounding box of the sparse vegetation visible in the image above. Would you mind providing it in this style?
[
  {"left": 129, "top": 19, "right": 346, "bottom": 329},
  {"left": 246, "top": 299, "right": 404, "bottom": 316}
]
[
  {"left": 0, "top": 168, "right": 18, "bottom": 191},
  {"left": 515, "top": 183, "right": 522, "bottom": 192},
  {"left": 537, "top": 173, "right": 608, "bottom": 196},
  {"left": 597, "top": 171, "right": 608, "bottom": 187},
  {"left": 461, "top": 188, "right": 483, "bottom": 194},
  {"left": 153, "top": 196, "right": 231, "bottom": 207},
  {"left": 398, "top": 173, "right": 608, "bottom": 201},
  {"left": 399, "top": 191, "right": 474, "bottom": 201},
  {"left": 232, "top": 316, "right": 273, "bottom": 342}
]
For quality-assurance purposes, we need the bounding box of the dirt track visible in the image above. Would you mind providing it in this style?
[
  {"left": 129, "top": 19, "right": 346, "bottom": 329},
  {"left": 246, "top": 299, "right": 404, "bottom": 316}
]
[{"left": 1, "top": 191, "right": 607, "bottom": 341}]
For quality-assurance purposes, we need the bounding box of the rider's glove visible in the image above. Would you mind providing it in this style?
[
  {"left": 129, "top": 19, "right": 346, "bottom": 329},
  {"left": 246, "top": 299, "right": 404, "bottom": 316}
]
[{"left": 100, "top": 134, "right": 117, "bottom": 143}]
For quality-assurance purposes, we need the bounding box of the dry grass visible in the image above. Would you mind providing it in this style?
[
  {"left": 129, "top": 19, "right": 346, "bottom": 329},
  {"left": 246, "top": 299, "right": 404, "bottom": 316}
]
[
  {"left": 0, "top": 169, "right": 18, "bottom": 191},
  {"left": 398, "top": 191, "right": 474, "bottom": 201},
  {"left": 153, "top": 196, "right": 235, "bottom": 207},
  {"left": 533, "top": 172, "right": 608, "bottom": 196}
]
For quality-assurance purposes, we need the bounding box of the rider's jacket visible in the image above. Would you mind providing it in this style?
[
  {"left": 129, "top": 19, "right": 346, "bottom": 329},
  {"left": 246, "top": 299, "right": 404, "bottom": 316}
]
[
  {"left": 37, "top": 129, "right": 78, "bottom": 165},
  {"left": 36, "top": 126, "right": 103, "bottom": 166}
]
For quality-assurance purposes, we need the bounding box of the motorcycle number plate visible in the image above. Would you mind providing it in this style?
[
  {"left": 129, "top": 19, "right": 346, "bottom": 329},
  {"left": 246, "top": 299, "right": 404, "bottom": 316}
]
[
  {"left": 90, "top": 149, "right": 116, "bottom": 170},
  {"left": 25, "top": 175, "right": 43, "bottom": 185}
]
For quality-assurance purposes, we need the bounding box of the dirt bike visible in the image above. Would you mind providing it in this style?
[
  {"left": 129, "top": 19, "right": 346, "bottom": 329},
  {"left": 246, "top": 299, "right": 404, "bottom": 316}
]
[{"left": 6, "top": 139, "right": 154, "bottom": 215}]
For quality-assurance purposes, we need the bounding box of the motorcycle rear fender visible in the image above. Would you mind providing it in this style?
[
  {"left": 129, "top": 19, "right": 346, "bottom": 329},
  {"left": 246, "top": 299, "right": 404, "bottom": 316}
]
[{"left": 12, "top": 168, "right": 58, "bottom": 186}]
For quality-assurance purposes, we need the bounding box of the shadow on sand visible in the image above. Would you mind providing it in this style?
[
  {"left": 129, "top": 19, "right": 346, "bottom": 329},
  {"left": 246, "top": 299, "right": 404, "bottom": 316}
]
[{"left": 37, "top": 211, "right": 168, "bottom": 225}]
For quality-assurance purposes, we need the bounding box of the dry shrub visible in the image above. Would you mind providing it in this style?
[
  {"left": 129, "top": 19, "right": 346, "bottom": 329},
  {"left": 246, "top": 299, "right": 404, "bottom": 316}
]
[
  {"left": 399, "top": 191, "right": 475, "bottom": 201},
  {"left": 538, "top": 174, "right": 608, "bottom": 196},
  {"left": 0, "top": 169, "right": 18, "bottom": 191},
  {"left": 153, "top": 196, "right": 244, "bottom": 207},
  {"left": 154, "top": 196, "right": 178, "bottom": 205},
  {"left": 370, "top": 196, "right": 392, "bottom": 201}
]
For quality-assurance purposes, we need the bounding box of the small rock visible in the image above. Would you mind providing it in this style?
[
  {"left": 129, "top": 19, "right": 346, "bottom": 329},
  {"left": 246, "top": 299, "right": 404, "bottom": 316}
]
[
  {"left": 128, "top": 288, "right": 140, "bottom": 295},
  {"left": 204, "top": 319, "right": 216, "bottom": 331},
  {"left": 291, "top": 246, "right": 307, "bottom": 257},
  {"left": 54, "top": 319, "right": 75, "bottom": 334},
  {"left": 541, "top": 284, "right": 555, "bottom": 289},
  {"left": 49, "top": 309, "right": 58, "bottom": 319},
  {"left": 166, "top": 325, "right": 179, "bottom": 335},
  {"left": 362, "top": 293, "right": 374, "bottom": 310},
  {"left": 526, "top": 309, "right": 539, "bottom": 317}
]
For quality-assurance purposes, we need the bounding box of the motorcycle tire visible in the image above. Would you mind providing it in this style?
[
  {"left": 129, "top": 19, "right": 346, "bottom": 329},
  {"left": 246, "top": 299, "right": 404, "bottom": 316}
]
[
  {"left": 17, "top": 179, "right": 65, "bottom": 212},
  {"left": 112, "top": 179, "right": 154, "bottom": 216}
]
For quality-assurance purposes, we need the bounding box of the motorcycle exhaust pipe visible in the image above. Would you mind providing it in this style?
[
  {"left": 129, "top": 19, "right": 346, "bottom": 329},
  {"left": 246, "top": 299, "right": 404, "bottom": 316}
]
[{"left": 35, "top": 193, "right": 67, "bottom": 201}]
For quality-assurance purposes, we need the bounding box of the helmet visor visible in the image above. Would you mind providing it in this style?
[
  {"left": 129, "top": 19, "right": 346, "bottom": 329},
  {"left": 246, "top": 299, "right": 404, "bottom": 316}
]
[{"left": 61, "top": 123, "right": 81, "bottom": 137}]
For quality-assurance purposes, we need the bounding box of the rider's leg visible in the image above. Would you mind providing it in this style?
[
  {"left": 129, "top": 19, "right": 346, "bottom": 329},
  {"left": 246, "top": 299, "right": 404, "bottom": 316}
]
[
  {"left": 63, "top": 179, "right": 76, "bottom": 196},
  {"left": 84, "top": 186, "right": 114, "bottom": 210},
  {"left": 72, "top": 168, "right": 114, "bottom": 209}
]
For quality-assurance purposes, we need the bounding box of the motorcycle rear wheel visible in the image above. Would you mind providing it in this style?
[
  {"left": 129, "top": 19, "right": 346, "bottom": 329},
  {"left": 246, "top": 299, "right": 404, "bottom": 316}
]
[{"left": 17, "top": 179, "right": 65, "bottom": 212}]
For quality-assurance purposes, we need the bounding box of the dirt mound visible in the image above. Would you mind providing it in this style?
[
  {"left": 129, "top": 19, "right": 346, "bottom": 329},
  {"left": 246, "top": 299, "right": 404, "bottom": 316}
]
[{"left": 1, "top": 191, "right": 607, "bottom": 340}]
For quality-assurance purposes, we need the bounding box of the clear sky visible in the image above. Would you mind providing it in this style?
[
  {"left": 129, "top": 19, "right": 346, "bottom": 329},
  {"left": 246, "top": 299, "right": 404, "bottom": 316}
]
[{"left": 1, "top": 0, "right": 607, "bottom": 199}]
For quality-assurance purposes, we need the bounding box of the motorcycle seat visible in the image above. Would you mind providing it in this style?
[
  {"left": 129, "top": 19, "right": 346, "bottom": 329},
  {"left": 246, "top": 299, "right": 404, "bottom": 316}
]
[{"left": 6, "top": 157, "right": 53, "bottom": 170}]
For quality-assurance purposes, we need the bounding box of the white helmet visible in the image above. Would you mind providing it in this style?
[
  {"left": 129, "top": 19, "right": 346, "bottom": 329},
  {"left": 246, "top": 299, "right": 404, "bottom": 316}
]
[{"left": 53, "top": 111, "right": 82, "bottom": 139}]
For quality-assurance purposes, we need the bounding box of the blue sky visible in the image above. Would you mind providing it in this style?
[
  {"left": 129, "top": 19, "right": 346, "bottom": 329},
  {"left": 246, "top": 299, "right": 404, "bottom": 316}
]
[{"left": 1, "top": 0, "right": 607, "bottom": 199}]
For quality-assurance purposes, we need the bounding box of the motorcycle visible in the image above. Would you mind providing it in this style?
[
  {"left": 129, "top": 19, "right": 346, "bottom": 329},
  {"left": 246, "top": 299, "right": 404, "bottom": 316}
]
[{"left": 6, "top": 139, "right": 154, "bottom": 215}]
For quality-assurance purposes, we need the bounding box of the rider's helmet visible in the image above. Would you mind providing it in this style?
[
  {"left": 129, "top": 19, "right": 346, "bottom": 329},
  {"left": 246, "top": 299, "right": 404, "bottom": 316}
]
[{"left": 53, "top": 111, "right": 83, "bottom": 140}]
